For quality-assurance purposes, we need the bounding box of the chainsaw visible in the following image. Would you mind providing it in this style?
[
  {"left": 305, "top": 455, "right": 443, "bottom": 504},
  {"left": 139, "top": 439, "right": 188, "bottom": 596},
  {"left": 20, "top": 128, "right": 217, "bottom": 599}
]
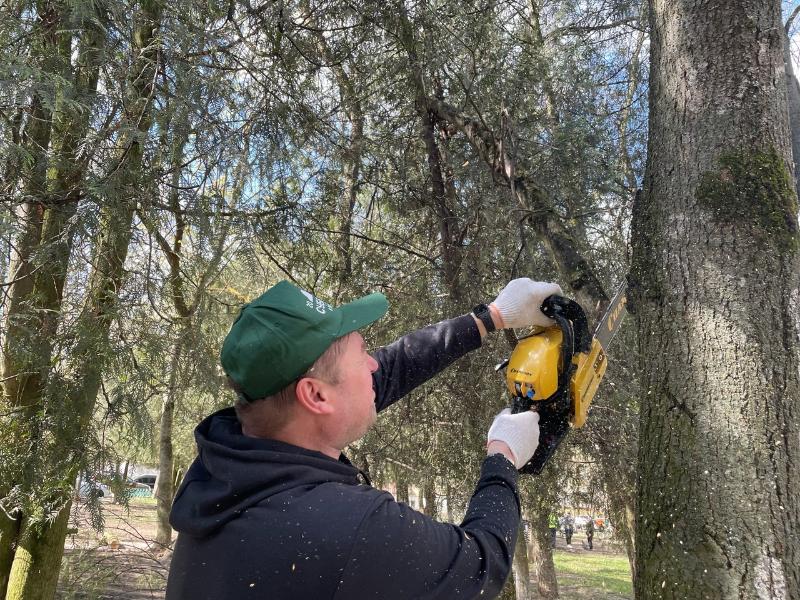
[{"left": 500, "top": 284, "right": 628, "bottom": 474}]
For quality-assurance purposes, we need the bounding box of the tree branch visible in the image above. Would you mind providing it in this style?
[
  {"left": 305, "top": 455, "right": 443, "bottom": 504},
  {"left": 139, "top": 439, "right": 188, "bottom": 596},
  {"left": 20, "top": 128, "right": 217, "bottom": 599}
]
[
  {"left": 546, "top": 17, "right": 642, "bottom": 41},
  {"left": 786, "top": 4, "right": 800, "bottom": 34}
]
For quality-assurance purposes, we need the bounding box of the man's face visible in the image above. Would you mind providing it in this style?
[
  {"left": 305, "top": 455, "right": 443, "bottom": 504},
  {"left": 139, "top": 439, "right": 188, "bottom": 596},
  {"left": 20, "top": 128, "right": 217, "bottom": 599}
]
[{"left": 325, "top": 332, "right": 379, "bottom": 447}]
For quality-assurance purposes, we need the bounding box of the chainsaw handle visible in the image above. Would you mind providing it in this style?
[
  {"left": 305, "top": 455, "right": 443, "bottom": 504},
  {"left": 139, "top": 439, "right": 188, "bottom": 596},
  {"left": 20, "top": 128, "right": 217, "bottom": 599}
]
[{"left": 541, "top": 295, "right": 591, "bottom": 353}]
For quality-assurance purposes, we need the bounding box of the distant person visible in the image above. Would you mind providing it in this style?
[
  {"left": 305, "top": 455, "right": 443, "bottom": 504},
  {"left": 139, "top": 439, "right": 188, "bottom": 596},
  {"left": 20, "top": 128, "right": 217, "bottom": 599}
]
[
  {"left": 563, "top": 512, "right": 575, "bottom": 547},
  {"left": 166, "top": 278, "right": 562, "bottom": 599},
  {"left": 548, "top": 512, "right": 559, "bottom": 548},
  {"left": 586, "top": 517, "right": 594, "bottom": 550}
]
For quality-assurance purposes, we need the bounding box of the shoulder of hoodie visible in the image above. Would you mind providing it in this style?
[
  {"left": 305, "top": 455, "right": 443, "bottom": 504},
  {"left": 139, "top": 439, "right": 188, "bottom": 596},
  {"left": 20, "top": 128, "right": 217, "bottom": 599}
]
[{"left": 245, "top": 478, "right": 396, "bottom": 519}]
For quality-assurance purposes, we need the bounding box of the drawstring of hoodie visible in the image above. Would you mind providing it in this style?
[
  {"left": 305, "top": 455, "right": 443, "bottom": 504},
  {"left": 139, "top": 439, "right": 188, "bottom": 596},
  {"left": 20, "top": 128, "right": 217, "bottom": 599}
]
[{"left": 339, "top": 453, "right": 372, "bottom": 486}]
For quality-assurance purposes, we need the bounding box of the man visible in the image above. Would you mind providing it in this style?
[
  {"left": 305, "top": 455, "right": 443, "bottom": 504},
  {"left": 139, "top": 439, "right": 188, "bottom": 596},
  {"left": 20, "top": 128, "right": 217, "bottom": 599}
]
[
  {"left": 586, "top": 516, "right": 595, "bottom": 550},
  {"left": 563, "top": 512, "right": 575, "bottom": 547},
  {"left": 166, "top": 277, "right": 561, "bottom": 599},
  {"left": 548, "top": 512, "right": 559, "bottom": 548}
]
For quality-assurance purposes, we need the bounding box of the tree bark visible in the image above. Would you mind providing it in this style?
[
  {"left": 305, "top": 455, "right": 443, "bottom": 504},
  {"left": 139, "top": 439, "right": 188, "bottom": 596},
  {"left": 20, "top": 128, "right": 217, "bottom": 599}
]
[
  {"left": 0, "top": 3, "right": 98, "bottom": 592},
  {"left": 631, "top": 1, "right": 800, "bottom": 597},
  {"left": 4, "top": 501, "right": 71, "bottom": 600}
]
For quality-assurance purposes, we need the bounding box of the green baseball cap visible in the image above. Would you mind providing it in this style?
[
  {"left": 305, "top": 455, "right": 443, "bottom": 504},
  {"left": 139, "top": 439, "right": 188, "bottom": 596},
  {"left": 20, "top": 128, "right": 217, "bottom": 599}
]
[{"left": 220, "top": 280, "right": 388, "bottom": 402}]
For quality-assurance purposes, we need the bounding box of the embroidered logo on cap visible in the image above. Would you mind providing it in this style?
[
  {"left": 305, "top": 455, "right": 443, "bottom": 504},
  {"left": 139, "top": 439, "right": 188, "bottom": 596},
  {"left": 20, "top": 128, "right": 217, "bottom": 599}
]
[{"left": 300, "top": 289, "right": 334, "bottom": 314}]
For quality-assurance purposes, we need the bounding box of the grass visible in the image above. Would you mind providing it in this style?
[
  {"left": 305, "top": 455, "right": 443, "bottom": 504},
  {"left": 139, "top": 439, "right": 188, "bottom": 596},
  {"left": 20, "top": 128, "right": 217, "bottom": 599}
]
[
  {"left": 554, "top": 549, "right": 632, "bottom": 599},
  {"left": 130, "top": 496, "right": 157, "bottom": 506}
]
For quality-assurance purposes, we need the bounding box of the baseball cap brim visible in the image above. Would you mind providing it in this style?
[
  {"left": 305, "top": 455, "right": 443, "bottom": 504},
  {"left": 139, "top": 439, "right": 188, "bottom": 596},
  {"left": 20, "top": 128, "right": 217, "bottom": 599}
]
[{"left": 334, "top": 292, "right": 388, "bottom": 338}]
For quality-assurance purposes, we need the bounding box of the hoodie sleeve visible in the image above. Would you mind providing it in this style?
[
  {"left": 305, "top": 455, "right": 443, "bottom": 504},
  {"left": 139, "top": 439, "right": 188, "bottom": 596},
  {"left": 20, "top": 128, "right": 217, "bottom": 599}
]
[
  {"left": 333, "top": 454, "right": 519, "bottom": 600},
  {"left": 371, "top": 314, "right": 482, "bottom": 413}
]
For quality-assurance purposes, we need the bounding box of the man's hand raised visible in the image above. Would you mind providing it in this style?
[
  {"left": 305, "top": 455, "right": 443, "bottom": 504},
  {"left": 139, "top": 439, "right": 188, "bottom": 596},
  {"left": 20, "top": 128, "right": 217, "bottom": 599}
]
[{"left": 491, "top": 278, "right": 562, "bottom": 328}]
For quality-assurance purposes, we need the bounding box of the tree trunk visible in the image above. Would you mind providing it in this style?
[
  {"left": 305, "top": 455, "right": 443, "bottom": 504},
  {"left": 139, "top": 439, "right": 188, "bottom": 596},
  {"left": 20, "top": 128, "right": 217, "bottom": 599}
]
[
  {"left": 0, "top": 517, "right": 20, "bottom": 600},
  {"left": 525, "top": 505, "right": 559, "bottom": 600},
  {"left": 3, "top": 202, "right": 139, "bottom": 600},
  {"left": 155, "top": 337, "right": 183, "bottom": 547},
  {"left": 0, "top": 206, "right": 75, "bottom": 598},
  {"left": 631, "top": 1, "right": 800, "bottom": 597},
  {"left": 422, "top": 480, "right": 437, "bottom": 519},
  {"left": 0, "top": 5, "right": 82, "bottom": 584},
  {"left": 4, "top": 502, "right": 71, "bottom": 600},
  {"left": 0, "top": 7, "right": 100, "bottom": 592},
  {"left": 512, "top": 525, "right": 532, "bottom": 600},
  {"left": 396, "top": 471, "right": 409, "bottom": 504},
  {"left": 396, "top": 4, "right": 465, "bottom": 303}
]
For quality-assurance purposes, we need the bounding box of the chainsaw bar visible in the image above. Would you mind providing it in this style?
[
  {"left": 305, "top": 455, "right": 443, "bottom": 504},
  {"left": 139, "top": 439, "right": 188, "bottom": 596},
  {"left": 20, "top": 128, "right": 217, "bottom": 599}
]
[{"left": 594, "top": 283, "right": 628, "bottom": 350}]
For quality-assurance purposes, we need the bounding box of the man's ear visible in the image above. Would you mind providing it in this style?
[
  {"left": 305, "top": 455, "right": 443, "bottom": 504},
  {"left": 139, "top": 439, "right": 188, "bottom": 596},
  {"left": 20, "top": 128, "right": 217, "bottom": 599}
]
[{"left": 294, "top": 377, "right": 335, "bottom": 416}]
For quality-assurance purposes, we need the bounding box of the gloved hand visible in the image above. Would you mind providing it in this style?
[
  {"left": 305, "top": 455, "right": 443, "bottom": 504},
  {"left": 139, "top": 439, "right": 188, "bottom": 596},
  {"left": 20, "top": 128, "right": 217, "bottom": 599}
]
[
  {"left": 487, "top": 408, "right": 540, "bottom": 469},
  {"left": 492, "top": 278, "right": 562, "bottom": 328}
]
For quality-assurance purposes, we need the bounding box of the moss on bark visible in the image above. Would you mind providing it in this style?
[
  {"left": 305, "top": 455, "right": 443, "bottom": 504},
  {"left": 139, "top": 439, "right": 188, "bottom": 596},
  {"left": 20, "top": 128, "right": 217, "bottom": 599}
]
[{"left": 696, "top": 147, "right": 799, "bottom": 253}]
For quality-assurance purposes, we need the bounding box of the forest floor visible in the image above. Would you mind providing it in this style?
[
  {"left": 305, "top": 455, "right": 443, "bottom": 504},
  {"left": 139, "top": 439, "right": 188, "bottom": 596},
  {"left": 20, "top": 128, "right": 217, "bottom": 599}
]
[
  {"left": 58, "top": 497, "right": 170, "bottom": 599},
  {"left": 57, "top": 498, "right": 632, "bottom": 599}
]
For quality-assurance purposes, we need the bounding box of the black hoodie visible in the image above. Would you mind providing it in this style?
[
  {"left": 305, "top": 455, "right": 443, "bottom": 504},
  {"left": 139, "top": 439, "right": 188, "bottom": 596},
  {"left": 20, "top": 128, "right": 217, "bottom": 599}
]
[{"left": 167, "top": 315, "right": 521, "bottom": 599}]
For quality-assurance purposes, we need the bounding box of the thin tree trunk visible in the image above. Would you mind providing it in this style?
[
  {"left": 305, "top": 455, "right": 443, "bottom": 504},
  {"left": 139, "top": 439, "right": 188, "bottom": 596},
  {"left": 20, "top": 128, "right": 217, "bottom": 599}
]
[
  {"left": 525, "top": 0, "right": 591, "bottom": 243},
  {"left": 631, "top": 0, "right": 800, "bottom": 597},
  {"left": 422, "top": 96, "right": 607, "bottom": 312},
  {"left": 146, "top": 85, "right": 237, "bottom": 545},
  {"left": 618, "top": 27, "right": 647, "bottom": 194},
  {"left": 512, "top": 525, "right": 532, "bottom": 600},
  {"left": 422, "top": 480, "right": 437, "bottom": 519},
  {"left": 525, "top": 504, "right": 559, "bottom": 600},
  {"left": 396, "top": 4, "right": 465, "bottom": 303},
  {"left": 396, "top": 471, "right": 409, "bottom": 504},
  {"left": 155, "top": 337, "right": 183, "bottom": 546},
  {"left": 331, "top": 62, "right": 363, "bottom": 293}
]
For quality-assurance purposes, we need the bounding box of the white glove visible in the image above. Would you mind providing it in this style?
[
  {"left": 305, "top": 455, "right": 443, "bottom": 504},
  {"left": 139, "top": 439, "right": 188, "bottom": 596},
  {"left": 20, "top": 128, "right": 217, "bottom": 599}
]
[
  {"left": 493, "top": 278, "right": 562, "bottom": 328},
  {"left": 487, "top": 408, "right": 540, "bottom": 469}
]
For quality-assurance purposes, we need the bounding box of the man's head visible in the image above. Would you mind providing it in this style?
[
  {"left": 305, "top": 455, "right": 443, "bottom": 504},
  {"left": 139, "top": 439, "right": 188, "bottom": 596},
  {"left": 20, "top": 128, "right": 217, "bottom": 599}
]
[
  {"left": 221, "top": 281, "right": 387, "bottom": 449},
  {"left": 221, "top": 280, "right": 388, "bottom": 401}
]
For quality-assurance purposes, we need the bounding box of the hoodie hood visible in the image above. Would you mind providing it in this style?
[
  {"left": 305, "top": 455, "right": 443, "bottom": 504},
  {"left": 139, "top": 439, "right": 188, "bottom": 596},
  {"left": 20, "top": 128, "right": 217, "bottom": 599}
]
[{"left": 170, "top": 407, "right": 360, "bottom": 537}]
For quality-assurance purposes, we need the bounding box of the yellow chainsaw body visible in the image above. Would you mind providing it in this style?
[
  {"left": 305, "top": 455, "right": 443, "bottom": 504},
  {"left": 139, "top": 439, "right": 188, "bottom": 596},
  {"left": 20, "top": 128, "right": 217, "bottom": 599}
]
[
  {"left": 506, "top": 327, "right": 607, "bottom": 428},
  {"left": 506, "top": 327, "right": 563, "bottom": 400}
]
